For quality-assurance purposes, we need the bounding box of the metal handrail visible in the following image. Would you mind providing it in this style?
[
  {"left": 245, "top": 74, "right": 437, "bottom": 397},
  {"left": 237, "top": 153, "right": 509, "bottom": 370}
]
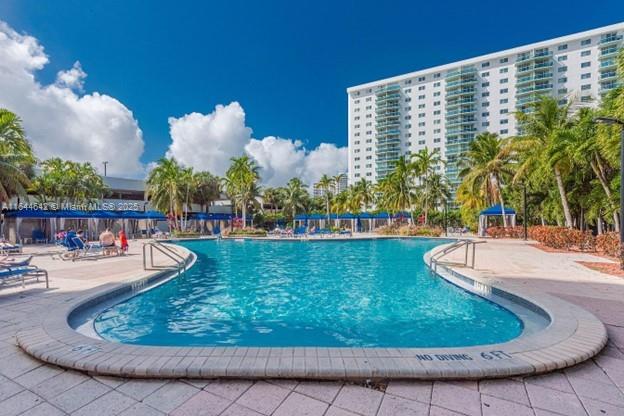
[
  {"left": 142, "top": 241, "right": 186, "bottom": 276},
  {"left": 430, "top": 239, "right": 486, "bottom": 271}
]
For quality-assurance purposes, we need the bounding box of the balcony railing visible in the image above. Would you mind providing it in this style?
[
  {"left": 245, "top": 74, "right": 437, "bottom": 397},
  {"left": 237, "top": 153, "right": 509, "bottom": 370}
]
[
  {"left": 516, "top": 61, "right": 553, "bottom": 74},
  {"left": 376, "top": 84, "right": 401, "bottom": 95},
  {"left": 600, "top": 34, "right": 623, "bottom": 45}
]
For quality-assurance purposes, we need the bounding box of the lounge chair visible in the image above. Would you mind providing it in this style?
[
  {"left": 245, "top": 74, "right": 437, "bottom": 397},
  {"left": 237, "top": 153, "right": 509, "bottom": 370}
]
[
  {"left": 0, "top": 242, "right": 22, "bottom": 254},
  {"left": 32, "top": 229, "right": 47, "bottom": 244},
  {"left": 0, "top": 255, "right": 33, "bottom": 268},
  {"left": 294, "top": 226, "right": 307, "bottom": 237},
  {"left": 0, "top": 265, "right": 49, "bottom": 289}
]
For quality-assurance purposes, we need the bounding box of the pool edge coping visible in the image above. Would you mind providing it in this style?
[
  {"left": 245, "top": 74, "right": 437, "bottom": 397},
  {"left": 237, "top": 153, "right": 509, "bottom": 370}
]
[{"left": 16, "top": 239, "right": 607, "bottom": 380}]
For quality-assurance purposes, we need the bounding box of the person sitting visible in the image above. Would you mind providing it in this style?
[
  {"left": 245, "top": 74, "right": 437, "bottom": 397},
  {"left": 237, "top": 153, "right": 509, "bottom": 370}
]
[
  {"left": 76, "top": 229, "right": 86, "bottom": 242},
  {"left": 99, "top": 228, "right": 117, "bottom": 255}
]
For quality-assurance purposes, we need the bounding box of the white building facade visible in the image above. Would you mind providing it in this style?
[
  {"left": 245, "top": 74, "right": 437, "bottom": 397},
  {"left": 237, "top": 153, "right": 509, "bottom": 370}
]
[{"left": 347, "top": 23, "right": 624, "bottom": 194}]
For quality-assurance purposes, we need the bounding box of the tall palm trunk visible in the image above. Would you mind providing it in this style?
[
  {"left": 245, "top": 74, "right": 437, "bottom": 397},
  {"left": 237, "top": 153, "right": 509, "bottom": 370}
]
[
  {"left": 498, "top": 194, "right": 509, "bottom": 228},
  {"left": 553, "top": 166, "right": 573, "bottom": 228},
  {"left": 423, "top": 172, "right": 429, "bottom": 225},
  {"left": 241, "top": 201, "right": 247, "bottom": 228},
  {"left": 591, "top": 157, "right": 619, "bottom": 232}
]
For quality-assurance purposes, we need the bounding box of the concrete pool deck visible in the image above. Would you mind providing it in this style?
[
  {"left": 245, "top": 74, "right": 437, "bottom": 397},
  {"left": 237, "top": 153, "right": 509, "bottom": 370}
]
[{"left": 1, "top": 239, "right": 624, "bottom": 415}]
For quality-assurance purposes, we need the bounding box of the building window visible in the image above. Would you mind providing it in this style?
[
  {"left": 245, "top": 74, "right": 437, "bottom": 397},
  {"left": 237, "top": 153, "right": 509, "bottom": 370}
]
[
  {"left": 481, "top": 71, "right": 490, "bottom": 77},
  {"left": 500, "top": 99, "right": 508, "bottom": 104},
  {"left": 482, "top": 121, "right": 490, "bottom": 127},
  {"left": 404, "top": 88, "right": 411, "bottom": 93},
  {"left": 418, "top": 104, "right": 425, "bottom": 109},
  {"left": 433, "top": 101, "right": 440, "bottom": 106},
  {"left": 499, "top": 68, "right": 508, "bottom": 74},
  {"left": 558, "top": 44, "right": 568, "bottom": 51},
  {"left": 405, "top": 115, "right": 411, "bottom": 120},
  {"left": 557, "top": 55, "right": 567, "bottom": 62},
  {"left": 354, "top": 99, "right": 360, "bottom": 104},
  {"left": 481, "top": 62, "right": 490, "bottom": 68},
  {"left": 558, "top": 88, "right": 567, "bottom": 94},
  {"left": 558, "top": 66, "right": 567, "bottom": 73},
  {"left": 405, "top": 80, "right": 412, "bottom": 85},
  {"left": 418, "top": 95, "right": 425, "bottom": 100},
  {"left": 500, "top": 78, "right": 508, "bottom": 84},
  {"left": 418, "top": 85, "right": 425, "bottom": 91},
  {"left": 581, "top": 50, "right": 591, "bottom": 57},
  {"left": 500, "top": 109, "right": 508, "bottom": 115},
  {"left": 501, "top": 119, "right": 508, "bottom": 124},
  {"left": 354, "top": 173, "right": 360, "bottom": 178},
  {"left": 482, "top": 102, "right": 490, "bottom": 107},
  {"left": 500, "top": 88, "right": 508, "bottom": 94},
  {"left": 482, "top": 82, "right": 490, "bottom": 87},
  {"left": 418, "top": 139, "right": 426, "bottom": 145},
  {"left": 581, "top": 84, "right": 591, "bottom": 90},
  {"left": 418, "top": 112, "right": 425, "bottom": 118},
  {"left": 433, "top": 110, "right": 441, "bottom": 115},
  {"left": 433, "top": 91, "right": 441, "bottom": 97},
  {"left": 581, "top": 61, "right": 591, "bottom": 68},
  {"left": 418, "top": 131, "right": 426, "bottom": 136},
  {"left": 418, "top": 76, "right": 425, "bottom": 82},
  {"left": 418, "top": 122, "right": 425, "bottom": 127},
  {"left": 434, "top": 138, "right": 441, "bottom": 143},
  {"left": 366, "top": 97, "right": 371, "bottom": 102},
  {"left": 499, "top": 57, "right": 508, "bottom": 63},
  {"left": 434, "top": 129, "right": 441, "bottom": 134},
  {"left": 558, "top": 77, "right": 567, "bottom": 83},
  {"left": 434, "top": 73, "right": 441, "bottom": 79},
  {"left": 482, "top": 92, "right": 490, "bottom": 97},
  {"left": 581, "top": 39, "right": 591, "bottom": 46},
  {"left": 405, "top": 97, "right": 411, "bottom": 102},
  {"left": 434, "top": 119, "right": 441, "bottom": 125},
  {"left": 482, "top": 112, "right": 489, "bottom": 117},
  {"left": 581, "top": 73, "right": 591, "bottom": 79},
  {"left": 433, "top": 82, "right": 441, "bottom": 87},
  {"left": 500, "top": 129, "right": 508, "bottom": 134}
]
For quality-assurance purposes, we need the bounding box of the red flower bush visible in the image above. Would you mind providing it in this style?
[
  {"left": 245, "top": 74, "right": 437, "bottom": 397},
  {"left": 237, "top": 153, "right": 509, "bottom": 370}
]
[
  {"left": 528, "top": 226, "right": 595, "bottom": 251},
  {"left": 596, "top": 232, "right": 620, "bottom": 257},
  {"left": 486, "top": 226, "right": 526, "bottom": 239}
]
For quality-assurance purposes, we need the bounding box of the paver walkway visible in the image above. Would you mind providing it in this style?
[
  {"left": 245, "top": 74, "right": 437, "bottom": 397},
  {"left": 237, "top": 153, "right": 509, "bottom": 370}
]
[{"left": 1, "top": 239, "right": 624, "bottom": 415}]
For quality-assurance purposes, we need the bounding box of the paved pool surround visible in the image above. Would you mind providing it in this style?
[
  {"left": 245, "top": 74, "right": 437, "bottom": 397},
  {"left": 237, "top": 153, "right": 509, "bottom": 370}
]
[{"left": 16, "top": 240, "right": 608, "bottom": 380}]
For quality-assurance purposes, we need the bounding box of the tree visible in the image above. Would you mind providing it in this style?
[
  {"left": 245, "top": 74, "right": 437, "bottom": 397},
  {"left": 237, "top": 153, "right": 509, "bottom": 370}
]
[
  {"left": 262, "top": 187, "right": 282, "bottom": 215},
  {"left": 223, "top": 156, "right": 261, "bottom": 227},
  {"left": 31, "top": 158, "right": 108, "bottom": 206},
  {"left": 351, "top": 178, "right": 375, "bottom": 212},
  {"left": 193, "top": 171, "right": 221, "bottom": 214},
  {"left": 0, "top": 109, "right": 35, "bottom": 205},
  {"left": 412, "top": 148, "right": 442, "bottom": 224},
  {"left": 458, "top": 132, "right": 514, "bottom": 227},
  {"left": 513, "top": 97, "right": 575, "bottom": 228},
  {"left": 376, "top": 156, "right": 418, "bottom": 222},
  {"left": 282, "top": 177, "right": 308, "bottom": 224},
  {"left": 315, "top": 174, "right": 334, "bottom": 222},
  {"left": 146, "top": 157, "right": 184, "bottom": 230}
]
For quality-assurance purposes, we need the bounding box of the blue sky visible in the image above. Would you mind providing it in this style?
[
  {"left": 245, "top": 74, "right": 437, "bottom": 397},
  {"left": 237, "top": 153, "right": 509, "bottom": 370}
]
[{"left": 0, "top": 0, "right": 623, "bottom": 176}]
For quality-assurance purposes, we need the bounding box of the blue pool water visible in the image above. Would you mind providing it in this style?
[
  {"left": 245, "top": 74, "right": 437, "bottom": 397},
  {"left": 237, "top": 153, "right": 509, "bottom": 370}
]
[{"left": 94, "top": 238, "right": 523, "bottom": 347}]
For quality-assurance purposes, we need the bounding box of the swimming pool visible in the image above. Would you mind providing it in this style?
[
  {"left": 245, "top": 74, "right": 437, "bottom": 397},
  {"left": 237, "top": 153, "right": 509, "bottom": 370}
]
[{"left": 93, "top": 238, "right": 526, "bottom": 348}]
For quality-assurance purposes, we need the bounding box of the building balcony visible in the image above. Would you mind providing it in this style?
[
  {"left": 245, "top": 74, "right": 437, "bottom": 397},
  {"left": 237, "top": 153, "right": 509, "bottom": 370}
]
[
  {"left": 516, "top": 83, "right": 553, "bottom": 96},
  {"left": 600, "top": 80, "right": 619, "bottom": 92},
  {"left": 445, "top": 88, "right": 476, "bottom": 99},
  {"left": 600, "top": 46, "right": 621, "bottom": 58},
  {"left": 375, "top": 105, "right": 400, "bottom": 114},
  {"left": 600, "top": 71, "right": 618, "bottom": 81},
  {"left": 445, "top": 66, "right": 477, "bottom": 80},
  {"left": 516, "top": 72, "right": 553, "bottom": 86},
  {"left": 376, "top": 84, "right": 401, "bottom": 95},
  {"left": 446, "top": 106, "right": 476, "bottom": 116},
  {"left": 376, "top": 128, "right": 400, "bottom": 136},
  {"left": 375, "top": 120, "right": 401, "bottom": 129},
  {"left": 375, "top": 93, "right": 401, "bottom": 104},
  {"left": 600, "top": 34, "right": 623, "bottom": 45},
  {"left": 516, "top": 61, "right": 553, "bottom": 75},
  {"left": 445, "top": 118, "right": 476, "bottom": 128},
  {"left": 445, "top": 77, "right": 478, "bottom": 89},
  {"left": 516, "top": 50, "right": 552, "bottom": 63},
  {"left": 446, "top": 97, "right": 476, "bottom": 110},
  {"left": 600, "top": 59, "right": 618, "bottom": 70}
]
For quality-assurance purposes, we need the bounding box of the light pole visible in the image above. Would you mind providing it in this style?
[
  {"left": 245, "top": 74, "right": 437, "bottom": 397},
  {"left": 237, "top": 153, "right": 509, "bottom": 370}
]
[
  {"left": 102, "top": 161, "right": 109, "bottom": 177},
  {"left": 523, "top": 183, "right": 528, "bottom": 241},
  {"left": 595, "top": 116, "right": 624, "bottom": 269}
]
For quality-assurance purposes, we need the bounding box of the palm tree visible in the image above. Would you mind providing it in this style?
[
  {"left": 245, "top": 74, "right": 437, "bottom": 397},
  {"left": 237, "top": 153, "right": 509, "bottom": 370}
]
[
  {"left": 180, "top": 167, "right": 194, "bottom": 231},
  {"left": 377, "top": 156, "right": 418, "bottom": 222},
  {"left": 315, "top": 174, "right": 334, "bottom": 222},
  {"left": 412, "top": 148, "right": 442, "bottom": 224},
  {"left": 513, "top": 97, "right": 575, "bottom": 228},
  {"left": 224, "top": 156, "right": 260, "bottom": 227},
  {"left": 332, "top": 173, "right": 346, "bottom": 194},
  {"left": 352, "top": 178, "right": 375, "bottom": 212},
  {"left": 282, "top": 178, "right": 308, "bottom": 225},
  {"left": 262, "top": 187, "right": 282, "bottom": 214},
  {"left": 458, "top": 132, "right": 514, "bottom": 227},
  {"left": 0, "top": 109, "right": 35, "bottom": 206},
  {"left": 146, "top": 157, "right": 184, "bottom": 230},
  {"left": 567, "top": 108, "right": 619, "bottom": 230},
  {"left": 193, "top": 171, "right": 221, "bottom": 214},
  {"left": 425, "top": 173, "right": 451, "bottom": 214}
]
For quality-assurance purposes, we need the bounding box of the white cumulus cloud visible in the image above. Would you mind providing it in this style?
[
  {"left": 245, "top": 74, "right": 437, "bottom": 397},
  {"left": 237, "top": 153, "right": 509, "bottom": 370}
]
[
  {"left": 166, "top": 102, "right": 348, "bottom": 187},
  {"left": 0, "top": 21, "right": 145, "bottom": 177},
  {"left": 166, "top": 102, "right": 252, "bottom": 177}
]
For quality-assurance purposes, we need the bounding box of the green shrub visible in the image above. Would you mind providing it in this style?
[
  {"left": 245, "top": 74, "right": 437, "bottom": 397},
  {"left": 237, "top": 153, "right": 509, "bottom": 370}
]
[{"left": 224, "top": 228, "right": 268, "bottom": 237}]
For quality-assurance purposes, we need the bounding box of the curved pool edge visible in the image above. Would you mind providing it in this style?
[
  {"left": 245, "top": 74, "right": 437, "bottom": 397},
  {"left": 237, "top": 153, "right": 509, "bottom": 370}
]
[{"left": 16, "top": 238, "right": 607, "bottom": 380}]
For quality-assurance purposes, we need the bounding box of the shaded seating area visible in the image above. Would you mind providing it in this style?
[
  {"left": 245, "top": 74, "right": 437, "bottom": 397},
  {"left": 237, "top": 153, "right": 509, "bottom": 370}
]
[
  {"left": 294, "top": 211, "right": 410, "bottom": 233},
  {"left": 3, "top": 209, "right": 168, "bottom": 244},
  {"left": 188, "top": 213, "right": 233, "bottom": 235},
  {"left": 478, "top": 204, "right": 517, "bottom": 237}
]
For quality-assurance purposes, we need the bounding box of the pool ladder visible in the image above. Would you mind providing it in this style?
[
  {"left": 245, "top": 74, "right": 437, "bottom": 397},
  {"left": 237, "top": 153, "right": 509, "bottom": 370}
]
[
  {"left": 142, "top": 241, "right": 187, "bottom": 276},
  {"left": 429, "top": 239, "right": 486, "bottom": 272}
]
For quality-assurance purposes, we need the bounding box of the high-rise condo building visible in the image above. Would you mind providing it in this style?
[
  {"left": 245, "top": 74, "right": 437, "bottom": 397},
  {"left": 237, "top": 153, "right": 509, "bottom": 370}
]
[{"left": 346, "top": 22, "right": 624, "bottom": 194}]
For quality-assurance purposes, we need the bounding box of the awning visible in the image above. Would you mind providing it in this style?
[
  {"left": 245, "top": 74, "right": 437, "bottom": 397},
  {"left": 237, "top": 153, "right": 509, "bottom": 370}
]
[{"left": 479, "top": 204, "right": 516, "bottom": 216}]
